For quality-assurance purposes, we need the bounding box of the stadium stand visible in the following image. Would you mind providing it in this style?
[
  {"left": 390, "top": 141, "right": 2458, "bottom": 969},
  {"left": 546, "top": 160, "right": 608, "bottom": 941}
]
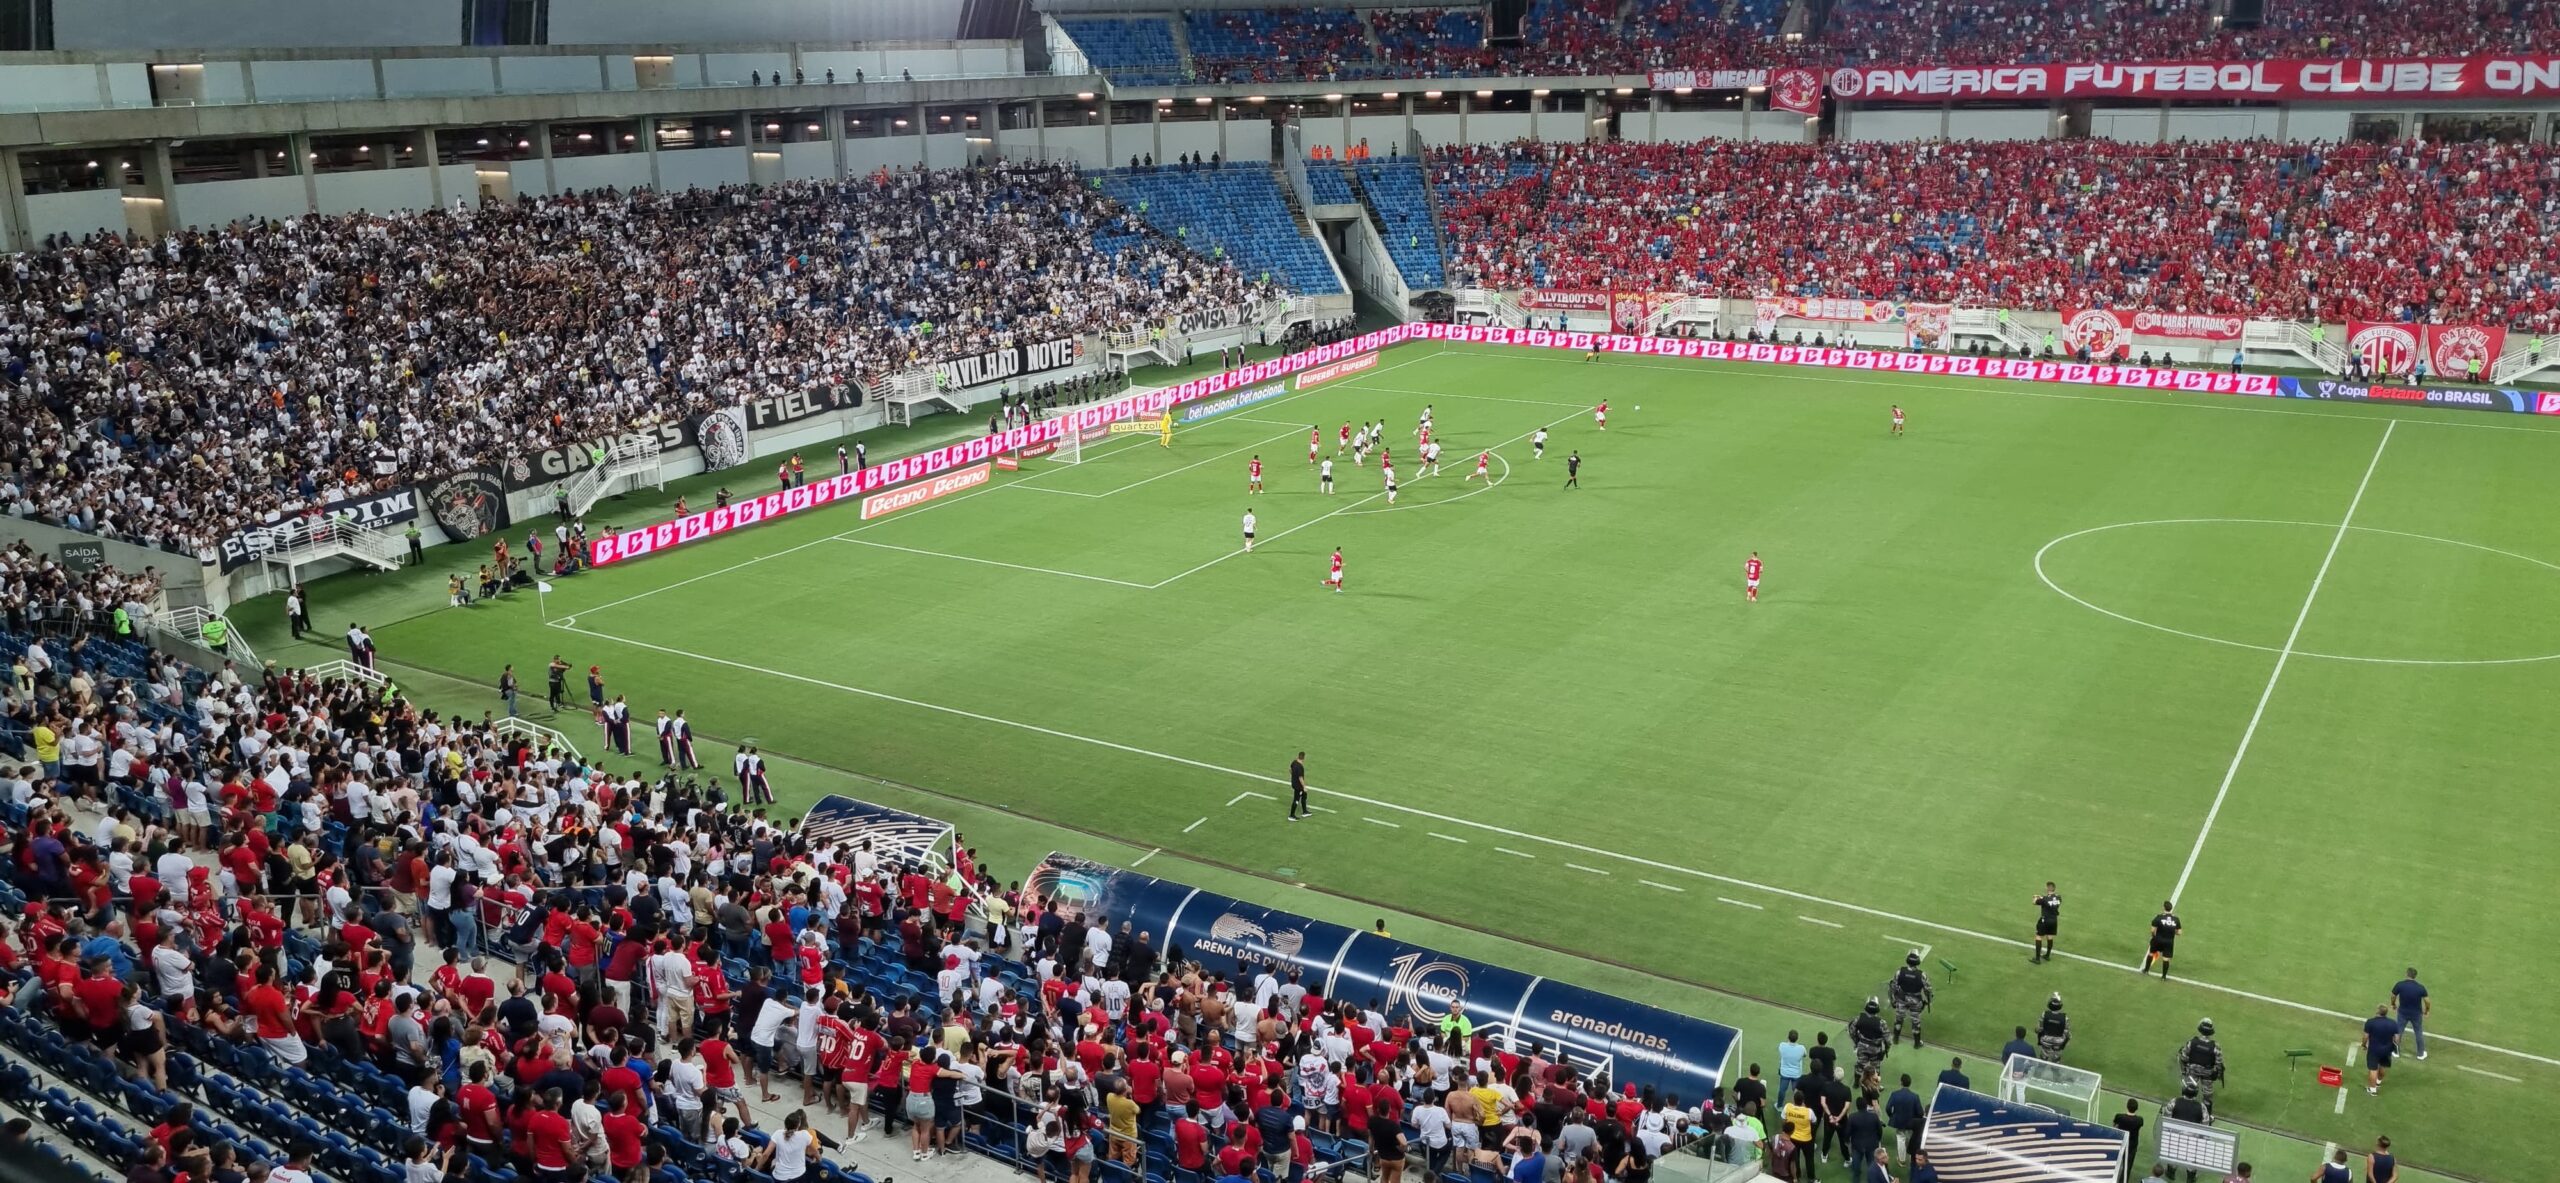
[
  {"left": 1368, "top": 8, "right": 1497, "bottom": 76},
  {"left": 1352, "top": 160, "right": 1448, "bottom": 289},
  {"left": 1305, "top": 161, "right": 1357, "bottom": 206},
  {"left": 1053, "top": 17, "right": 1187, "bottom": 86},
  {"left": 1431, "top": 138, "right": 2560, "bottom": 330},
  {"left": 1183, "top": 7, "right": 1380, "bottom": 82},
  {"left": 1097, "top": 163, "right": 1347, "bottom": 294},
  {"left": 0, "top": 164, "right": 1272, "bottom": 559},
  {"left": 1810, "top": 0, "right": 2217, "bottom": 65}
]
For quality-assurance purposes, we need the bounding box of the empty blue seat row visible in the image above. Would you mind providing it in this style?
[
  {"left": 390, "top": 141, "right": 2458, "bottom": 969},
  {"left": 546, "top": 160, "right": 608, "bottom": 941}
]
[{"left": 1096, "top": 165, "right": 1344, "bottom": 294}]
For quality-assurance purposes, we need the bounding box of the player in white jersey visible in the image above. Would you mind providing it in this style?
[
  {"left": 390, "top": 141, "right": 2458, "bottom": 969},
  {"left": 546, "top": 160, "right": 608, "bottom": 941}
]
[
  {"left": 1382, "top": 467, "right": 1399, "bottom": 505},
  {"left": 1242, "top": 510, "right": 1257, "bottom": 552},
  {"left": 1532, "top": 427, "right": 1548, "bottom": 459},
  {"left": 1422, "top": 440, "right": 1442, "bottom": 475},
  {"left": 1318, "top": 457, "right": 1335, "bottom": 494}
]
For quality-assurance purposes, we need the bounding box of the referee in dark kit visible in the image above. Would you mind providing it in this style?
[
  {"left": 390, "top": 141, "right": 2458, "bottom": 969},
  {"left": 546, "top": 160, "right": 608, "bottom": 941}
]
[{"left": 1287, "top": 751, "right": 1310, "bottom": 820}]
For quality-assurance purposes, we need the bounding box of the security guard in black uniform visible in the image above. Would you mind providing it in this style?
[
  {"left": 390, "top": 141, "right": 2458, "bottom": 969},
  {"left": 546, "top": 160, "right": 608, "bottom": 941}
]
[
  {"left": 2177, "top": 1019, "right": 2226, "bottom": 1118},
  {"left": 2035, "top": 993, "right": 2072, "bottom": 1061},
  {"left": 1849, "top": 998, "right": 1892, "bottom": 1089},
  {"left": 1888, "top": 951, "right": 1934, "bottom": 1048}
]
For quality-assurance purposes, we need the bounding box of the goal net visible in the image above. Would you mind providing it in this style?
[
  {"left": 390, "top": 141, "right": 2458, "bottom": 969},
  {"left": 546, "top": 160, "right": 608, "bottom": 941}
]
[{"left": 2000, "top": 1053, "right": 2104, "bottom": 1121}]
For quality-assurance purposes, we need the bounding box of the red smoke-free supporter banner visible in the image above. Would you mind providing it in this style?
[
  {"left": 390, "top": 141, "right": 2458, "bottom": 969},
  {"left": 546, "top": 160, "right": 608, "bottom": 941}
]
[
  {"left": 1905, "top": 303, "right": 1954, "bottom": 351},
  {"left": 1828, "top": 55, "right": 2560, "bottom": 104},
  {"left": 2061, "top": 309, "right": 2245, "bottom": 354},
  {"left": 1767, "top": 67, "right": 1826, "bottom": 115},
  {"left": 2424, "top": 324, "right": 2506, "bottom": 380},
  {"left": 2346, "top": 321, "right": 2420, "bottom": 376}
]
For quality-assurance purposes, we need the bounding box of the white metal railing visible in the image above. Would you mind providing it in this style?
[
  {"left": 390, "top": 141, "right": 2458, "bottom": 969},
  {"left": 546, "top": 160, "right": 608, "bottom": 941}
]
[
  {"left": 2491, "top": 341, "right": 2556, "bottom": 386},
  {"left": 256, "top": 514, "right": 407, "bottom": 574},
  {"left": 145, "top": 606, "right": 258, "bottom": 670},
  {"left": 2242, "top": 318, "right": 2344, "bottom": 374},
  {"left": 1645, "top": 296, "right": 1719, "bottom": 335},
  {"left": 566, "top": 435, "right": 667, "bottom": 519},
  {"left": 494, "top": 716, "right": 585, "bottom": 761},
  {"left": 299, "top": 658, "right": 386, "bottom": 688}
]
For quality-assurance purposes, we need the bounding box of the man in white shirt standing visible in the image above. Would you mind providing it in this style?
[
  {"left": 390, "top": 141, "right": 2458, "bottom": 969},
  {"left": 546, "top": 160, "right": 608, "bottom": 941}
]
[{"left": 651, "top": 939, "right": 696, "bottom": 1040}]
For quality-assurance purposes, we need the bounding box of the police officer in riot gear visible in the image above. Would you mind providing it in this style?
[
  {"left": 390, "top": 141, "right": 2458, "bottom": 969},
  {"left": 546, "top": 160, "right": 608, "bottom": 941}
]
[
  {"left": 2035, "top": 993, "right": 2071, "bottom": 1061},
  {"left": 2178, "top": 1019, "right": 2226, "bottom": 1118},
  {"left": 1850, "top": 998, "right": 1892, "bottom": 1089},
  {"left": 1888, "top": 950, "right": 1934, "bottom": 1048}
]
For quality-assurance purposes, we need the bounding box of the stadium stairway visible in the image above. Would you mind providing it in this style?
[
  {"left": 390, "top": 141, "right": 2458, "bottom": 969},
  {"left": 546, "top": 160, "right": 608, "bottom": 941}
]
[
  {"left": 1094, "top": 163, "right": 1348, "bottom": 294},
  {"left": 1350, "top": 159, "right": 1448, "bottom": 289}
]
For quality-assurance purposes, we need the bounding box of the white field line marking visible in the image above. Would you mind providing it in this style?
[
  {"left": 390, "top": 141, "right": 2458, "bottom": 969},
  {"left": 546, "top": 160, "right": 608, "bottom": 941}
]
[
  {"left": 1427, "top": 832, "right": 1469, "bottom": 844},
  {"left": 1309, "top": 804, "right": 1338, "bottom": 814},
  {"left": 552, "top": 617, "right": 2560, "bottom": 1070},
  {"left": 1565, "top": 863, "right": 1611, "bottom": 875},
  {"left": 1494, "top": 847, "right": 1535, "bottom": 859},
  {"left": 1639, "top": 880, "right": 1684, "bottom": 893},
  {"left": 2459, "top": 1064, "right": 2523, "bottom": 1083},
  {"left": 1006, "top": 484, "right": 1108, "bottom": 498},
  {"left": 837, "top": 537, "right": 1154, "bottom": 588},
  {"left": 1501, "top": 349, "right": 2560, "bottom": 433},
  {"left": 2161, "top": 421, "right": 2395, "bottom": 924},
  {"left": 1339, "top": 452, "right": 1509, "bottom": 516},
  {"left": 2337, "top": 1042, "right": 2357, "bottom": 1112},
  {"left": 565, "top": 482, "right": 1008, "bottom": 620},
  {"left": 1226, "top": 791, "right": 1275, "bottom": 807},
  {"left": 1182, "top": 816, "right": 1208, "bottom": 834},
  {"left": 1351, "top": 384, "right": 1590, "bottom": 410},
  {"left": 1095, "top": 425, "right": 1310, "bottom": 497},
  {"left": 1363, "top": 817, "right": 1402, "bottom": 828},
  {"left": 1152, "top": 407, "right": 1583, "bottom": 587},
  {"left": 1131, "top": 848, "right": 1162, "bottom": 868},
  {"left": 1717, "top": 897, "right": 1766, "bottom": 910},
  {"left": 1886, "top": 937, "right": 1935, "bottom": 962},
  {"left": 1799, "top": 915, "right": 1845, "bottom": 929},
  {"left": 1233, "top": 416, "right": 1319, "bottom": 428}
]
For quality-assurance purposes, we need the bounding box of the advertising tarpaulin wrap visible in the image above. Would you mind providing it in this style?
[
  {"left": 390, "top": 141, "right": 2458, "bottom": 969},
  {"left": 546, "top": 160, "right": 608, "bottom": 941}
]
[
  {"left": 1026, "top": 854, "right": 1739, "bottom": 1100},
  {"left": 423, "top": 470, "right": 511, "bottom": 542},
  {"left": 1905, "top": 303, "right": 1954, "bottom": 351},
  {"left": 1827, "top": 55, "right": 2560, "bottom": 104},
  {"left": 933, "top": 336, "right": 1085, "bottom": 390},
  {"left": 859, "top": 463, "right": 991, "bottom": 520},
  {"left": 799, "top": 794, "right": 955, "bottom": 869},
  {"left": 2346, "top": 321, "right": 2421, "bottom": 376},
  {"left": 216, "top": 487, "right": 420, "bottom": 571},
  {"left": 2277, "top": 377, "right": 2527, "bottom": 412},
  {"left": 2060, "top": 309, "right": 2245, "bottom": 355},
  {"left": 590, "top": 329, "right": 1412, "bottom": 566},
  {"left": 2422, "top": 324, "right": 2506, "bottom": 380}
]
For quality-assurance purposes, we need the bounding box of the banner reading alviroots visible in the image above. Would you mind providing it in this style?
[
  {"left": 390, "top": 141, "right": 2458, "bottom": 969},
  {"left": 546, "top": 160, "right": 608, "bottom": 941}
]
[
  {"left": 1524, "top": 290, "right": 1611, "bottom": 312},
  {"left": 1026, "top": 853, "right": 1740, "bottom": 1102},
  {"left": 1829, "top": 55, "right": 2560, "bottom": 104},
  {"left": 2060, "top": 309, "right": 2245, "bottom": 355}
]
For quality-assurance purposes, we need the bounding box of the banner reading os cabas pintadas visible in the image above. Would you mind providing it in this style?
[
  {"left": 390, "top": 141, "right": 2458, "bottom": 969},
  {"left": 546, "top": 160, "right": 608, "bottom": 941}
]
[{"left": 1829, "top": 54, "right": 2560, "bottom": 103}]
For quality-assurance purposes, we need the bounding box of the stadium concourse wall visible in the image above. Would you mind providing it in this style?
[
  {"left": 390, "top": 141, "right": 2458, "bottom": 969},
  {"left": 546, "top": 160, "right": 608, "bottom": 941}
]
[{"left": 583, "top": 319, "right": 2560, "bottom": 571}]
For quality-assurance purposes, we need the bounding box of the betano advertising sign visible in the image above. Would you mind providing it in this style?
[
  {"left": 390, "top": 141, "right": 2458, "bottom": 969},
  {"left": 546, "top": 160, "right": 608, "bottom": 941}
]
[{"left": 1025, "top": 853, "right": 1739, "bottom": 1102}]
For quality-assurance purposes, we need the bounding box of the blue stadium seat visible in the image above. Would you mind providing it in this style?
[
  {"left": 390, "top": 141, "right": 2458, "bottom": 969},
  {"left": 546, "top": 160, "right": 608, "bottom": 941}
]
[{"left": 1097, "top": 165, "right": 1344, "bottom": 294}]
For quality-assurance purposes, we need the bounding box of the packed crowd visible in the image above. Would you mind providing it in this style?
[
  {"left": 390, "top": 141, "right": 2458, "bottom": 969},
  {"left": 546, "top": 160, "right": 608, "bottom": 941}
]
[
  {"left": 0, "top": 610, "right": 1772, "bottom": 1183},
  {"left": 0, "top": 162, "right": 1273, "bottom": 562},
  {"left": 1432, "top": 138, "right": 2560, "bottom": 331},
  {"left": 1811, "top": 0, "right": 2214, "bottom": 65},
  {"left": 1185, "top": 8, "right": 1380, "bottom": 83},
  {"left": 0, "top": 542, "right": 163, "bottom": 641}
]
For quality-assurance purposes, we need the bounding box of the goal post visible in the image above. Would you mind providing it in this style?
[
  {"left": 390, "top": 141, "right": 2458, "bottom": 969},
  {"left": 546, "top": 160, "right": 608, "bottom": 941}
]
[{"left": 2000, "top": 1053, "right": 2104, "bottom": 1121}]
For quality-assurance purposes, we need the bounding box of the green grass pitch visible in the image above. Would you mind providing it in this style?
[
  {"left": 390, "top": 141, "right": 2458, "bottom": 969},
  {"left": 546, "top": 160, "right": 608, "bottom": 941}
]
[{"left": 256, "top": 341, "right": 2560, "bottom": 1181}]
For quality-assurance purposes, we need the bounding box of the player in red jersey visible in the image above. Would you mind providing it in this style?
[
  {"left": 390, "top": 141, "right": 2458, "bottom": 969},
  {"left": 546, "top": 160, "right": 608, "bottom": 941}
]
[
  {"left": 1310, "top": 426, "right": 1321, "bottom": 463},
  {"left": 1339, "top": 423, "right": 1352, "bottom": 454},
  {"left": 1379, "top": 445, "right": 1391, "bottom": 473},
  {"left": 1745, "top": 552, "right": 1763, "bottom": 602},
  {"left": 1891, "top": 405, "right": 1905, "bottom": 437},
  {"left": 1594, "top": 400, "right": 1609, "bottom": 430},
  {"left": 1324, "top": 548, "right": 1345, "bottom": 592},
  {"left": 1418, "top": 425, "right": 1432, "bottom": 451},
  {"left": 1248, "top": 456, "right": 1264, "bottom": 493},
  {"left": 1464, "top": 451, "right": 1492, "bottom": 483}
]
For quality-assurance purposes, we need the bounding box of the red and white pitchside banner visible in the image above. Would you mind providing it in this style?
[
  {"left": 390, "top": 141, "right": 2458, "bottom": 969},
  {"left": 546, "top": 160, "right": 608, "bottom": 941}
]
[
  {"left": 2061, "top": 309, "right": 2244, "bottom": 354},
  {"left": 1828, "top": 55, "right": 2560, "bottom": 104},
  {"left": 2344, "top": 322, "right": 2503, "bottom": 377},
  {"left": 860, "top": 463, "right": 990, "bottom": 520},
  {"left": 1524, "top": 290, "right": 1610, "bottom": 311}
]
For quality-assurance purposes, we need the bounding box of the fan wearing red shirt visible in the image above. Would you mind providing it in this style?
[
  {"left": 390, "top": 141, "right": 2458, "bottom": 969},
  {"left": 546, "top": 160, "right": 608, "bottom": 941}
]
[
  {"left": 525, "top": 1094, "right": 576, "bottom": 1182},
  {"left": 1341, "top": 1073, "right": 1372, "bottom": 1139},
  {"left": 1173, "top": 1103, "right": 1210, "bottom": 1174},
  {"left": 1129, "top": 1052, "right": 1164, "bottom": 1126},
  {"left": 456, "top": 1063, "right": 502, "bottom": 1157},
  {"left": 600, "top": 1095, "right": 647, "bottom": 1181}
]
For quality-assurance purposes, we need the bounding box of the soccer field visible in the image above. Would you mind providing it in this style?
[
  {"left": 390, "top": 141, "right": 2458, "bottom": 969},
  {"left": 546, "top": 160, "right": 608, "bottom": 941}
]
[{"left": 282, "top": 340, "right": 2560, "bottom": 1180}]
